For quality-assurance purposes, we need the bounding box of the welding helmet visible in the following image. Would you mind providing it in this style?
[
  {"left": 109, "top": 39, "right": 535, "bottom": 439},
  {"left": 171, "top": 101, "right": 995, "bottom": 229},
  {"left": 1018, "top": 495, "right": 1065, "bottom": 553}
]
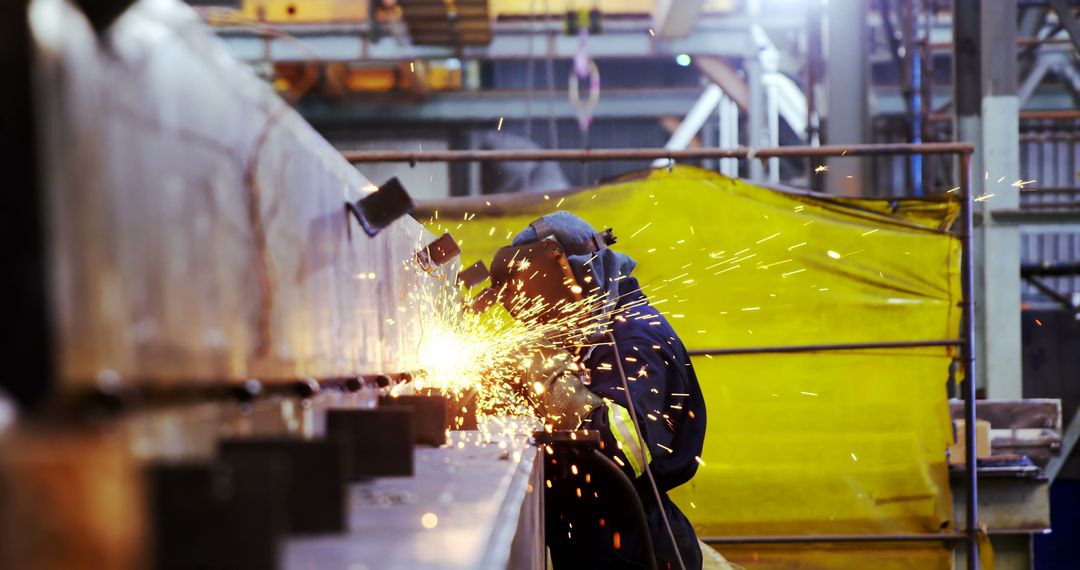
[{"left": 488, "top": 212, "right": 628, "bottom": 327}]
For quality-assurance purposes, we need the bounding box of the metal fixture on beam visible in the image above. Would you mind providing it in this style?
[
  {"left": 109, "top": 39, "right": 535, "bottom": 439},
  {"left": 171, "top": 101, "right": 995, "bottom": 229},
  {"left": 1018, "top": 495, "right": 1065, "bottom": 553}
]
[
  {"left": 416, "top": 232, "right": 461, "bottom": 272},
  {"left": 346, "top": 177, "right": 418, "bottom": 237},
  {"left": 457, "top": 260, "right": 490, "bottom": 289}
]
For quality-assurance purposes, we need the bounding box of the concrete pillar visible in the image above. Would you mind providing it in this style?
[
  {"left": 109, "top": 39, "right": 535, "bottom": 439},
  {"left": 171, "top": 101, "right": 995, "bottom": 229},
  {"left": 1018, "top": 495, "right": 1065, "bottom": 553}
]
[
  {"left": 824, "top": 0, "right": 869, "bottom": 196},
  {"left": 955, "top": 0, "right": 1023, "bottom": 400},
  {"left": 978, "top": 1, "right": 1023, "bottom": 400}
]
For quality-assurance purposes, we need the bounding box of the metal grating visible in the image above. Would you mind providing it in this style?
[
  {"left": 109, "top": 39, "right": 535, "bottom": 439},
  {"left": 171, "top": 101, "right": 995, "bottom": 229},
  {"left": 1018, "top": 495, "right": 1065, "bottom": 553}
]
[{"left": 1020, "top": 120, "right": 1080, "bottom": 305}]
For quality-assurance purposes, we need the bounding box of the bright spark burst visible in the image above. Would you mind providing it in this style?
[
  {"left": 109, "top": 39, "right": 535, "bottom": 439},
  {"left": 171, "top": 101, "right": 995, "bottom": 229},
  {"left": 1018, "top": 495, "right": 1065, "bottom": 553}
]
[{"left": 403, "top": 240, "right": 627, "bottom": 435}]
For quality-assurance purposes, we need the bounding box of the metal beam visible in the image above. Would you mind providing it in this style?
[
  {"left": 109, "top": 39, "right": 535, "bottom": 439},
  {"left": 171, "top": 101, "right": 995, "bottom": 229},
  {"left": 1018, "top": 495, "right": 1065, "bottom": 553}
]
[
  {"left": 1021, "top": 262, "right": 1080, "bottom": 276},
  {"left": 652, "top": 84, "right": 724, "bottom": 168},
  {"left": 293, "top": 86, "right": 980, "bottom": 126},
  {"left": 824, "top": 0, "right": 870, "bottom": 196},
  {"left": 1049, "top": 0, "right": 1080, "bottom": 52},
  {"left": 694, "top": 57, "right": 750, "bottom": 110},
  {"left": 212, "top": 17, "right": 807, "bottom": 63},
  {"left": 1017, "top": 51, "right": 1058, "bottom": 106},
  {"left": 978, "top": 0, "right": 1023, "bottom": 407},
  {"left": 703, "top": 533, "right": 967, "bottom": 545},
  {"left": 1021, "top": 275, "right": 1078, "bottom": 311},
  {"left": 341, "top": 142, "right": 974, "bottom": 164},
  {"left": 1046, "top": 406, "right": 1080, "bottom": 482},
  {"left": 951, "top": 11, "right": 981, "bottom": 565},
  {"left": 297, "top": 87, "right": 704, "bottom": 124}
]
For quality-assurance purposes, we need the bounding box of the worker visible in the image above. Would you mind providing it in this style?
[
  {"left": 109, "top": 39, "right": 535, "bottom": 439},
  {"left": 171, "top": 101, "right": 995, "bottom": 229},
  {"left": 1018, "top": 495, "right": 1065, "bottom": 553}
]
[{"left": 491, "top": 211, "right": 707, "bottom": 570}]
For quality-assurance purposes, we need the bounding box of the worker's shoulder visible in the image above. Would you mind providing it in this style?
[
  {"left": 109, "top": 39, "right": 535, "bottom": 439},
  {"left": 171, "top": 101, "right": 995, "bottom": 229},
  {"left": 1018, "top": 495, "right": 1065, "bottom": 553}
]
[{"left": 612, "top": 313, "right": 682, "bottom": 354}]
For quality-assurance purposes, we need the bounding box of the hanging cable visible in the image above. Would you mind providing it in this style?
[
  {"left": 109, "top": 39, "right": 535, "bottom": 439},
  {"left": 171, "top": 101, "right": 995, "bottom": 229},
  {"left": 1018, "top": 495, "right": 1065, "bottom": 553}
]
[{"left": 607, "top": 331, "right": 687, "bottom": 570}]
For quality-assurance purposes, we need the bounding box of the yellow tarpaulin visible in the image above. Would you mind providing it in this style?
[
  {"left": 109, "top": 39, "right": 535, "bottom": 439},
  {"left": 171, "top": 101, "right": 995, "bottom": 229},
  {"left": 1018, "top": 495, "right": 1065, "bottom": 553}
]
[{"left": 423, "top": 166, "right": 960, "bottom": 568}]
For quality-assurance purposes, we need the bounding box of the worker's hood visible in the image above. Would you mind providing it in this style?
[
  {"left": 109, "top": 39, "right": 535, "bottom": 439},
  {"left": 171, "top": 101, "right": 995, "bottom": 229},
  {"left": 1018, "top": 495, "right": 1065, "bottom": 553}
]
[{"left": 509, "top": 211, "right": 636, "bottom": 329}]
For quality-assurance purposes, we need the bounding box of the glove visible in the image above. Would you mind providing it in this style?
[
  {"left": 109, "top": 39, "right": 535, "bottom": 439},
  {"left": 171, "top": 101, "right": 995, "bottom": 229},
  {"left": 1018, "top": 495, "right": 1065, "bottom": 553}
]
[{"left": 520, "top": 348, "right": 602, "bottom": 430}]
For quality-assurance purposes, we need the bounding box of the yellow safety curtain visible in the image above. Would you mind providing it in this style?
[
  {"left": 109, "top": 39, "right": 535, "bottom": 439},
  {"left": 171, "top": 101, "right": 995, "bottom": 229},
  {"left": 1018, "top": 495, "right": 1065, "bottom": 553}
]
[{"left": 424, "top": 166, "right": 961, "bottom": 568}]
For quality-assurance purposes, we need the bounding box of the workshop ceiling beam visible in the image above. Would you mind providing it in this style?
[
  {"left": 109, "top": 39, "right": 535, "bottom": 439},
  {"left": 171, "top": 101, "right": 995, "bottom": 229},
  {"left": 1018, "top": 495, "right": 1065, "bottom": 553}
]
[
  {"left": 297, "top": 87, "right": 706, "bottom": 124},
  {"left": 213, "top": 16, "right": 804, "bottom": 62}
]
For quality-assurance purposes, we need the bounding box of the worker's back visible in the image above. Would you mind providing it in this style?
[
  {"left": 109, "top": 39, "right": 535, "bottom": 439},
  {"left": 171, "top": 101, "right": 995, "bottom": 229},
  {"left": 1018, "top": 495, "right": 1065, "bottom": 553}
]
[{"left": 547, "top": 276, "right": 707, "bottom": 570}]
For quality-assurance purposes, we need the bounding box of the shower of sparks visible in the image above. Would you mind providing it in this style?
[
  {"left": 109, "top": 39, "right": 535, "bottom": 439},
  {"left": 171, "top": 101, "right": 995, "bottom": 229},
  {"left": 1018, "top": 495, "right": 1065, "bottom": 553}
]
[
  {"left": 827, "top": 250, "right": 842, "bottom": 259},
  {"left": 497, "top": 117, "right": 504, "bottom": 131},
  {"left": 1012, "top": 179, "right": 1037, "bottom": 188},
  {"left": 814, "top": 165, "right": 829, "bottom": 174},
  {"left": 974, "top": 193, "right": 995, "bottom": 202},
  {"left": 400, "top": 242, "right": 641, "bottom": 436},
  {"left": 410, "top": 61, "right": 416, "bottom": 73},
  {"left": 629, "top": 222, "right": 653, "bottom": 238}
]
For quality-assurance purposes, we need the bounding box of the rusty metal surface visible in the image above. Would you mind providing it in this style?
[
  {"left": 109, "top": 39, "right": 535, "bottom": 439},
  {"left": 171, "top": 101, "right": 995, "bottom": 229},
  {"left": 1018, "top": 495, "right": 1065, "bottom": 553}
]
[{"left": 29, "top": 0, "right": 447, "bottom": 392}]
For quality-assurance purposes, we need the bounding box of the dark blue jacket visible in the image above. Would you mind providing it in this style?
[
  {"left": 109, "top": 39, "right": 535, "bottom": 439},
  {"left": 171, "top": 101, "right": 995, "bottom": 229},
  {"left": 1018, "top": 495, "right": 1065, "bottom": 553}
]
[{"left": 547, "top": 277, "right": 707, "bottom": 570}]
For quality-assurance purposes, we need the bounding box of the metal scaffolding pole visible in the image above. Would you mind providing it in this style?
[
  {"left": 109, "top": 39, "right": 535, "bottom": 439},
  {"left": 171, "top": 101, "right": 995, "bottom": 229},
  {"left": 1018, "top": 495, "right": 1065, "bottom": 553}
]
[
  {"left": 959, "top": 150, "right": 980, "bottom": 570},
  {"left": 343, "top": 142, "right": 973, "bottom": 163}
]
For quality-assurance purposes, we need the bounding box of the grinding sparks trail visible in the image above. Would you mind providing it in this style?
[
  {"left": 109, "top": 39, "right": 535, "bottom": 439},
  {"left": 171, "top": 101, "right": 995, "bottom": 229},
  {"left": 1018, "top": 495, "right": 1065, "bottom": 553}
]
[
  {"left": 403, "top": 244, "right": 622, "bottom": 435},
  {"left": 629, "top": 222, "right": 653, "bottom": 239}
]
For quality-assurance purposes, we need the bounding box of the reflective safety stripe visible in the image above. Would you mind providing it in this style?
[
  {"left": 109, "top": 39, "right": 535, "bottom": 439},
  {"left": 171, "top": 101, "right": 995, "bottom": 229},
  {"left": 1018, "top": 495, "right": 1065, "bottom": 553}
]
[{"left": 606, "top": 404, "right": 652, "bottom": 478}]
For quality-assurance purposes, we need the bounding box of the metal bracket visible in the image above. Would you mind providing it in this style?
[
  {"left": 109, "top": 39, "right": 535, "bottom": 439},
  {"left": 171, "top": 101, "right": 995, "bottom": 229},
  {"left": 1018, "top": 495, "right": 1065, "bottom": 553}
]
[
  {"left": 218, "top": 437, "right": 351, "bottom": 535},
  {"left": 1046, "top": 405, "right": 1080, "bottom": 482},
  {"left": 148, "top": 460, "right": 288, "bottom": 570},
  {"left": 346, "top": 177, "right": 418, "bottom": 237},
  {"left": 326, "top": 408, "right": 415, "bottom": 478}
]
